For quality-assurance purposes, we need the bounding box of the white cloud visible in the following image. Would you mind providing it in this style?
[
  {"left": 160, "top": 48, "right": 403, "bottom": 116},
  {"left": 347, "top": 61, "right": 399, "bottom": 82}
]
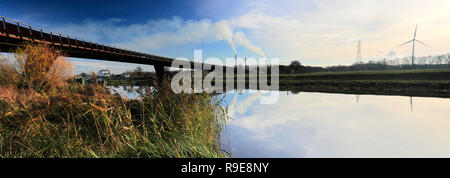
[
  {"left": 385, "top": 50, "right": 398, "bottom": 58},
  {"left": 53, "top": 17, "right": 265, "bottom": 57},
  {"left": 234, "top": 92, "right": 262, "bottom": 115},
  {"left": 227, "top": 0, "right": 450, "bottom": 65},
  {"left": 52, "top": 0, "right": 450, "bottom": 66},
  {"left": 70, "top": 60, "right": 108, "bottom": 69}
]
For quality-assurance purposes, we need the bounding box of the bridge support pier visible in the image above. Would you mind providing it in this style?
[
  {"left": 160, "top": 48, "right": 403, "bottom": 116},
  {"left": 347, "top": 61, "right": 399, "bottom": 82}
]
[{"left": 154, "top": 65, "right": 166, "bottom": 83}]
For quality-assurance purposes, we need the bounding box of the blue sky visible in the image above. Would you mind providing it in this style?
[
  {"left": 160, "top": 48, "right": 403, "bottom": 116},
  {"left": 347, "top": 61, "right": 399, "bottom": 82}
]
[{"left": 2, "top": 0, "right": 450, "bottom": 74}]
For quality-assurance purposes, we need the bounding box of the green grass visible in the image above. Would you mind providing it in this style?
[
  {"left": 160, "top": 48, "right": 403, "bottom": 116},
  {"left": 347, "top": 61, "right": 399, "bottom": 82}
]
[
  {"left": 271, "top": 68, "right": 450, "bottom": 82},
  {"left": 214, "top": 68, "right": 450, "bottom": 97},
  {"left": 106, "top": 78, "right": 155, "bottom": 86},
  {"left": 279, "top": 79, "right": 450, "bottom": 84},
  {"left": 216, "top": 68, "right": 450, "bottom": 82},
  {"left": 279, "top": 68, "right": 450, "bottom": 76}
]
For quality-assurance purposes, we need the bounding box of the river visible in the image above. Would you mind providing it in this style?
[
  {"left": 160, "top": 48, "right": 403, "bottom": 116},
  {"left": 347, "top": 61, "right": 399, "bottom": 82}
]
[{"left": 108, "top": 86, "right": 450, "bottom": 157}]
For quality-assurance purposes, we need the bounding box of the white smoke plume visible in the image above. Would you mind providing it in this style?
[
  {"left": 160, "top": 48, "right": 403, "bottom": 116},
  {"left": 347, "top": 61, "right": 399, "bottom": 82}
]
[
  {"left": 233, "top": 31, "right": 266, "bottom": 58},
  {"left": 214, "top": 21, "right": 237, "bottom": 55},
  {"left": 54, "top": 17, "right": 265, "bottom": 57}
]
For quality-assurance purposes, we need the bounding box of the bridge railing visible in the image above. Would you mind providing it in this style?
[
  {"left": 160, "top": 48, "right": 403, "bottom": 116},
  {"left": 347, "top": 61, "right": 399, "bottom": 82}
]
[
  {"left": 1, "top": 16, "right": 96, "bottom": 49},
  {"left": 0, "top": 17, "right": 232, "bottom": 69},
  {"left": 0, "top": 16, "right": 174, "bottom": 62}
]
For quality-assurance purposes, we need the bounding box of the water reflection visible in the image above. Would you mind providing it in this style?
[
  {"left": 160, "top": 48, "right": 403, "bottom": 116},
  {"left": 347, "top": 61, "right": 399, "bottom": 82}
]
[
  {"left": 107, "top": 86, "right": 450, "bottom": 157},
  {"left": 222, "top": 91, "right": 450, "bottom": 158},
  {"left": 107, "top": 85, "right": 154, "bottom": 99},
  {"left": 356, "top": 95, "right": 413, "bottom": 112}
]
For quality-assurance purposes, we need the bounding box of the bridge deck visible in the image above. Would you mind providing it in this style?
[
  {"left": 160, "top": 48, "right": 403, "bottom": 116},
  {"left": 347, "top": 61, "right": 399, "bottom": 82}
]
[{"left": 0, "top": 16, "right": 225, "bottom": 71}]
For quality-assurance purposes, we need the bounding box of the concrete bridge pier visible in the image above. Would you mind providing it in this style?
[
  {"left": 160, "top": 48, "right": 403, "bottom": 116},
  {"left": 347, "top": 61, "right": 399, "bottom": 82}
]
[{"left": 154, "top": 65, "right": 167, "bottom": 83}]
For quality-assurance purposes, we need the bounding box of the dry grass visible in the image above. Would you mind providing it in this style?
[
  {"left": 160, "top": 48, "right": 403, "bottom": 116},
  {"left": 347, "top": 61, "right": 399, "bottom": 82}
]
[
  {"left": 0, "top": 56, "right": 20, "bottom": 85},
  {"left": 0, "top": 43, "right": 228, "bottom": 158},
  {"left": 0, "top": 85, "right": 46, "bottom": 104},
  {"left": 8, "top": 43, "right": 73, "bottom": 91}
]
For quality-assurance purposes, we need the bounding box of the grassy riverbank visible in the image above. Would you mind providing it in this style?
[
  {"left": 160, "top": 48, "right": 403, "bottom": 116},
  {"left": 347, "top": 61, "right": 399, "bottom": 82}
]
[
  {"left": 276, "top": 69, "right": 450, "bottom": 97},
  {"left": 213, "top": 68, "right": 450, "bottom": 97},
  {"left": 106, "top": 78, "right": 155, "bottom": 86},
  {"left": 0, "top": 44, "right": 228, "bottom": 158},
  {"left": 278, "top": 68, "right": 450, "bottom": 81}
]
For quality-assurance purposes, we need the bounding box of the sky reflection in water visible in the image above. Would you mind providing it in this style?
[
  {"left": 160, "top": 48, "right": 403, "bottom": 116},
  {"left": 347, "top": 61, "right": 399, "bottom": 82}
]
[{"left": 221, "top": 91, "right": 450, "bottom": 158}]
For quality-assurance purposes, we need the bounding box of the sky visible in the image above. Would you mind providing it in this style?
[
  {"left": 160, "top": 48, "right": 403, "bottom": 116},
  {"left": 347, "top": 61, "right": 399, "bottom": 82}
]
[{"left": 1, "top": 0, "right": 450, "bottom": 73}]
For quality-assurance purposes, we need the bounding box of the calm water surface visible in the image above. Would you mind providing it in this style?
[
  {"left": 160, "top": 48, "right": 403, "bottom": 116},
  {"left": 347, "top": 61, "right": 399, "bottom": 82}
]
[
  {"left": 107, "top": 85, "right": 149, "bottom": 99},
  {"left": 108, "top": 86, "right": 450, "bottom": 157},
  {"left": 221, "top": 90, "right": 450, "bottom": 158}
]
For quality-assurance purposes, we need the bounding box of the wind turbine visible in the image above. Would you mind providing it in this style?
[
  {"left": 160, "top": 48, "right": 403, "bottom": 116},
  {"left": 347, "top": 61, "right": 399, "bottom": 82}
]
[{"left": 399, "top": 24, "right": 430, "bottom": 65}]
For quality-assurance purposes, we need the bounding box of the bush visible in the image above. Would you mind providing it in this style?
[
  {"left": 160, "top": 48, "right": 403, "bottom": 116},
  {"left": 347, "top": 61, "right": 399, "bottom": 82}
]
[{"left": 8, "top": 43, "right": 73, "bottom": 91}]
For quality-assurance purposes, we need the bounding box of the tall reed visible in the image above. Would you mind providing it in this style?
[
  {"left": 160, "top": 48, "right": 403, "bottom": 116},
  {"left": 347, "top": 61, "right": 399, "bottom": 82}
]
[{"left": 0, "top": 43, "right": 228, "bottom": 158}]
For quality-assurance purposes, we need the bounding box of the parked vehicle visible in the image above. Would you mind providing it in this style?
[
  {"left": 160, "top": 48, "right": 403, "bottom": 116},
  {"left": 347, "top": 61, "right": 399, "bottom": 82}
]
[{"left": 98, "top": 69, "right": 111, "bottom": 78}]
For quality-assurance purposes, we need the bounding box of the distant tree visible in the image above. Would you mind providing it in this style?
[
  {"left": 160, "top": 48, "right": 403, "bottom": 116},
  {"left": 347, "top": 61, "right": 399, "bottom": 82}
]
[
  {"left": 134, "top": 66, "right": 143, "bottom": 76},
  {"left": 275, "top": 52, "right": 450, "bottom": 74},
  {"left": 447, "top": 54, "right": 450, "bottom": 64},
  {"left": 402, "top": 57, "right": 410, "bottom": 65},
  {"left": 437, "top": 55, "right": 445, "bottom": 65},
  {"left": 446, "top": 54, "right": 450, "bottom": 64},
  {"left": 417, "top": 57, "right": 426, "bottom": 65},
  {"left": 289, "top": 60, "right": 301, "bottom": 68},
  {"left": 426, "top": 55, "right": 433, "bottom": 64},
  {"left": 289, "top": 60, "right": 302, "bottom": 73}
]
